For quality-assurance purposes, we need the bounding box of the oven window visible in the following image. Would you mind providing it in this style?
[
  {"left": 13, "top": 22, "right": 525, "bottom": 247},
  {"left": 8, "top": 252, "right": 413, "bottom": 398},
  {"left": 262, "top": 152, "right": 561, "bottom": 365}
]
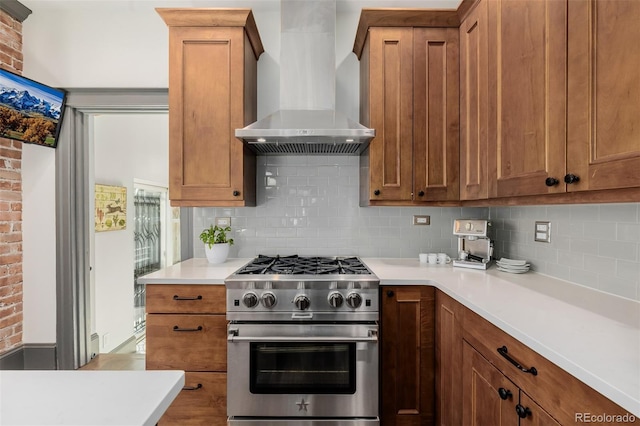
[{"left": 250, "top": 342, "right": 356, "bottom": 394}]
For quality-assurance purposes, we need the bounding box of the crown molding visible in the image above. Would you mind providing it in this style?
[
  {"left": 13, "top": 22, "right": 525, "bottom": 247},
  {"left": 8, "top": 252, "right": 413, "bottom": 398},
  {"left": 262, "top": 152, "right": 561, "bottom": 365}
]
[{"left": 0, "top": 0, "right": 32, "bottom": 23}]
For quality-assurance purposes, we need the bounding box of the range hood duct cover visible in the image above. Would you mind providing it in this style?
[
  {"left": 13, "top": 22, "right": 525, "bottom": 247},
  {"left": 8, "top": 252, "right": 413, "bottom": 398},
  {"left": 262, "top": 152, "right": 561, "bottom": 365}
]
[{"left": 235, "top": 0, "right": 375, "bottom": 154}]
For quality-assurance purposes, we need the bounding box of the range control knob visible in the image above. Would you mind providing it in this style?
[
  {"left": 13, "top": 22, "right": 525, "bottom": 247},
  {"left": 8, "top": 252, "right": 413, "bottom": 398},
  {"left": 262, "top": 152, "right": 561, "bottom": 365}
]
[
  {"left": 328, "top": 291, "right": 344, "bottom": 308},
  {"left": 294, "top": 294, "right": 310, "bottom": 310},
  {"left": 242, "top": 292, "right": 259, "bottom": 308},
  {"left": 346, "top": 292, "right": 362, "bottom": 309},
  {"left": 261, "top": 292, "right": 277, "bottom": 308},
  {"left": 465, "top": 222, "right": 474, "bottom": 231}
]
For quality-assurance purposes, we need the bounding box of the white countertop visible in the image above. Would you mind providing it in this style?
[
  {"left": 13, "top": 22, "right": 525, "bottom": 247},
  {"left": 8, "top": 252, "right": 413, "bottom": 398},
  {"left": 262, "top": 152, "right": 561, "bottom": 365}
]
[
  {"left": 0, "top": 370, "right": 184, "bottom": 425},
  {"left": 137, "top": 258, "right": 251, "bottom": 285},
  {"left": 137, "top": 257, "right": 640, "bottom": 416}
]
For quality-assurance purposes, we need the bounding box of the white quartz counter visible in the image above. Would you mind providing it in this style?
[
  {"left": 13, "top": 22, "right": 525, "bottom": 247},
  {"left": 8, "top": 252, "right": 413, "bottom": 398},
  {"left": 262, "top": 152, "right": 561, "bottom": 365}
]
[
  {"left": 0, "top": 370, "right": 184, "bottom": 425},
  {"left": 137, "top": 258, "right": 251, "bottom": 285},
  {"left": 136, "top": 257, "right": 640, "bottom": 416}
]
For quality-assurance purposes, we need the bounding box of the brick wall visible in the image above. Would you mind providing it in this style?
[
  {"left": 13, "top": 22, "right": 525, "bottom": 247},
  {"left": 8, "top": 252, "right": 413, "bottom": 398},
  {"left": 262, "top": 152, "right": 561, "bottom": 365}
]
[{"left": 0, "top": 9, "right": 23, "bottom": 354}]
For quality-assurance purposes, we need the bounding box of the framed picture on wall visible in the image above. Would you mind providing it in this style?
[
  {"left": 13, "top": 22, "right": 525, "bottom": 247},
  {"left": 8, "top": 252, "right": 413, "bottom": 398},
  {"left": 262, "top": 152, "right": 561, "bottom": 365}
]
[
  {"left": 0, "top": 68, "right": 67, "bottom": 148},
  {"left": 95, "top": 184, "right": 127, "bottom": 232}
]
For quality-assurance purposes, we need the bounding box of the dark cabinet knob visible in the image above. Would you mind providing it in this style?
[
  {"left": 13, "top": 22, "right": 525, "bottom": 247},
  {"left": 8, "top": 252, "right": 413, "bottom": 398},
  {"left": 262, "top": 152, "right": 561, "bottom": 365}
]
[
  {"left": 515, "top": 404, "right": 532, "bottom": 419},
  {"left": 545, "top": 177, "right": 559, "bottom": 187},
  {"left": 386, "top": 290, "right": 394, "bottom": 298},
  {"left": 497, "top": 387, "right": 512, "bottom": 400},
  {"left": 564, "top": 174, "right": 580, "bottom": 184},
  {"left": 233, "top": 190, "right": 240, "bottom": 196},
  {"left": 418, "top": 190, "right": 425, "bottom": 197},
  {"left": 374, "top": 189, "right": 381, "bottom": 196}
]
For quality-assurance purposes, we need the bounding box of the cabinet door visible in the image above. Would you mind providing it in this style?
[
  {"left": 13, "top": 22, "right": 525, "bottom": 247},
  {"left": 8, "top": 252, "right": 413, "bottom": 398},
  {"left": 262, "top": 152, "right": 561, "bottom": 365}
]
[
  {"left": 413, "top": 28, "right": 460, "bottom": 202},
  {"left": 487, "top": 0, "right": 567, "bottom": 197},
  {"left": 459, "top": 0, "right": 489, "bottom": 200},
  {"left": 435, "top": 290, "right": 465, "bottom": 426},
  {"left": 160, "top": 372, "right": 227, "bottom": 426},
  {"left": 380, "top": 286, "right": 435, "bottom": 425},
  {"left": 168, "top": 26, "right": 255, "bottom": 206},
  {"left": 519, "top": 392, "right": 560, "bottom": 426},
  {"left": 367, "top": 28, "right": 414, "bottom": 202},
  {"left": 567, "top": 0, "right": 640, "bottom": 191},
  {"left": 462, "top": 341, "right": 518, "bottom": 426}
]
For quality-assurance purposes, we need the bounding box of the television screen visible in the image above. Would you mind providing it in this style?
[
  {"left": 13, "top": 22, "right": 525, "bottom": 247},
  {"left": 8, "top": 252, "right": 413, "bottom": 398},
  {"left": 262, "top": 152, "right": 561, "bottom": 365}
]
[{"left": 0, "top": 68, "right": 67, "bottom": 148}]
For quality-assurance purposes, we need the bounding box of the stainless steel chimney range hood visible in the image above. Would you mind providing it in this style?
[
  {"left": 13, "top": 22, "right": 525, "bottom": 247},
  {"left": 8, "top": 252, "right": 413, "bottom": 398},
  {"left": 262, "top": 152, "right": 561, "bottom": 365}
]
[{"left": 235, "top": 0, "right": 375, "bottom": 155}]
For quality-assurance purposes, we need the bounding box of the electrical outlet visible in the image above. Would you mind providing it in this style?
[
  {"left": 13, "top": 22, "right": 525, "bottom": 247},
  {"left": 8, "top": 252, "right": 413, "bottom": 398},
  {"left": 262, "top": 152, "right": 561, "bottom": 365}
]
[
  {"left": 535, "top": 221, "right": 551, "bottom": 243},
  {"left": 215, "top": 217, "right": 231, "bottom": 227},
  {"left": 413, "top": 215, "right": 430, "bottom": 225}
]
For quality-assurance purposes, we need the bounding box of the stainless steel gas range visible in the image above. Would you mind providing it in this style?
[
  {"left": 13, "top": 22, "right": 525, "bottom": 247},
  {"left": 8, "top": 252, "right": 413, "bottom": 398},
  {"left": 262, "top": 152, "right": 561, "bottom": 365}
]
[{"left": 225, "top": 255, "right": 380, "bottom": 426}]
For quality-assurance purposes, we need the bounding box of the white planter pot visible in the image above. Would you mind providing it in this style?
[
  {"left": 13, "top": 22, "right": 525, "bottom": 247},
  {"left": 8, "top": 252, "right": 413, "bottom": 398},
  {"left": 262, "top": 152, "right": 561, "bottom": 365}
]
[{"left": 204, "top": 243, "right": 230, "bottom": 264}]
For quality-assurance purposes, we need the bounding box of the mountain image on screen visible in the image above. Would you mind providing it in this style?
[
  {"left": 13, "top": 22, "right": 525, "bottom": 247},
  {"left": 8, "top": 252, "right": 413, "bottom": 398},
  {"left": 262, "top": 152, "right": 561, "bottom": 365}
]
[{"left": 0, "top": 87, "right": 61, "bottom": 120}]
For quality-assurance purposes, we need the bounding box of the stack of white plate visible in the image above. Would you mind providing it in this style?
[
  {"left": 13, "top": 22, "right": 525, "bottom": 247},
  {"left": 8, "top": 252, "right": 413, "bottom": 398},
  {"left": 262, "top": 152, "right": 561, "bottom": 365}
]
[{"left": 496, "top": 258, "right": 530, "bottom": 274}]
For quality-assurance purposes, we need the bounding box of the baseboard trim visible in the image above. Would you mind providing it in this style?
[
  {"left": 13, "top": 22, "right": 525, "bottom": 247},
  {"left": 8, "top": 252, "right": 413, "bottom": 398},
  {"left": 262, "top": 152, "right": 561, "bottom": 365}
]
[
  {"left": 0, "top": 346, "right": 24, "bottom": 370},
  {"left": 0, "top": 343, "right": 57, "bottom": 370}
]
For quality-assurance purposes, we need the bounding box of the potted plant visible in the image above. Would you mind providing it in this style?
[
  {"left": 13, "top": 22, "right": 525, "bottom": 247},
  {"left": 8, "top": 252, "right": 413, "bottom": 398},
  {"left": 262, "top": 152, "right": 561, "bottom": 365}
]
[{"left": 199, "top": 225, "right": 234, "bottom": 264}]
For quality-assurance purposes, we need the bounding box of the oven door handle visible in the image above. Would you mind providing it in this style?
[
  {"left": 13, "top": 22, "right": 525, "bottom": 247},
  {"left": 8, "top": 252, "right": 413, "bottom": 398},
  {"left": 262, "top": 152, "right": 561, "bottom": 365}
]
[{"left": 227, "top": 328, "right": 378, "bottom": 343}]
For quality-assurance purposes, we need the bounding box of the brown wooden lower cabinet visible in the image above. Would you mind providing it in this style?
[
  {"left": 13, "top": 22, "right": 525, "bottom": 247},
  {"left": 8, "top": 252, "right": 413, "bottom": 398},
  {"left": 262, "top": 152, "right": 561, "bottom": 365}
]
[
  {"left": 160, "top": 372, "right": 227, "bottom": 426},
  {"left": 380, "top": 285, "right": 435, "bottom": 425},
  {"left": 462, "top": 341, "right": 559, "bottom": 426},
  {"left": 146, "top": 284, "right": 227, "bottom": 426}
]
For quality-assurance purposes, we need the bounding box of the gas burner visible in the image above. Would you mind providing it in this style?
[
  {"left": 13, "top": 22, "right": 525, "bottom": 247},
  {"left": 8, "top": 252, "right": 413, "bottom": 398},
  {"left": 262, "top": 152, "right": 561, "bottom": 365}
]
[{"left": 235, "top": 255, "right": 373, "bottom": 276}]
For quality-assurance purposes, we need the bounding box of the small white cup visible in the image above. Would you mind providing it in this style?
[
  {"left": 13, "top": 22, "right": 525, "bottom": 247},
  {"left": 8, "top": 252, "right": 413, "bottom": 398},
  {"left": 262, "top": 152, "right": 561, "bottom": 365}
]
[
  {"left": 427, "top": 253, "right": 438, "bottom": 264},
  {"left": 419, "top": 253, "right": 428, "bottom": 263},
  {"left": 437, "top": 253, "right": 451, "bottom": 264}
]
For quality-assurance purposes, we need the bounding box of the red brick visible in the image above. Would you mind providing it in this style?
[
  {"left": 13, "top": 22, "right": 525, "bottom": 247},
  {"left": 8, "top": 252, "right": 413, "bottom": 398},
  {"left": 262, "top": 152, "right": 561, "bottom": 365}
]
[
  {"left": 0, "top": 211, "right": 21, "bottom": 221},
  {"left": 10, "top": 202, "right": 21, "bottom": 212},
  {"left": 0, "top": 253, "right": 21, "bottom": 265},
  {"left": 0, "top": 169, "right": 20, "bottom": 181},
  {"left": 0, "top": 147, "right": 21, "bottom": 160}
]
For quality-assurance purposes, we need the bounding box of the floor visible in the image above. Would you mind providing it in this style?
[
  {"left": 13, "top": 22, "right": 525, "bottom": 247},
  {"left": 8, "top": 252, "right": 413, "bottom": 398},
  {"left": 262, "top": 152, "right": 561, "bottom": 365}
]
[
  {"left": 80, "top": 352, "right": 145, "bottom": 370},
  {"left": 80, "top": 335, "right": 146, "bottom": 371}
]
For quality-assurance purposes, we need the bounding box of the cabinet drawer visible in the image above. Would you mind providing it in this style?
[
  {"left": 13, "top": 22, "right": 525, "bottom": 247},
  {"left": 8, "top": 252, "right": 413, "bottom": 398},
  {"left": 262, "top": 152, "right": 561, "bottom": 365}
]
[
  {"left": 146, "top": 284, "right": 226, "bottom": 314},
  {"left": 463, "top": 309, "right": 633, "bottom": 424},
  {"left": 146, "top": 314, "right": 227, "bottom": 371},
  {"left": 159, "top": 372, "right": 226, "bottom": 426}
]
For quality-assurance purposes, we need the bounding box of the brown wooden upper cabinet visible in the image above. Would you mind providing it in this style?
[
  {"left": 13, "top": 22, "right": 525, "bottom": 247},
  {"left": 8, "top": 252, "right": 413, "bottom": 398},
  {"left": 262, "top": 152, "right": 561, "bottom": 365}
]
[
  {"left": 354, "top": 10, "right": 460, "bottom": 206},
  {"left": 460, "top": 0, "right": 640, "bottom": 201},
  {"left": 157, "top": 9, "right": 263, "bottom": 207}
]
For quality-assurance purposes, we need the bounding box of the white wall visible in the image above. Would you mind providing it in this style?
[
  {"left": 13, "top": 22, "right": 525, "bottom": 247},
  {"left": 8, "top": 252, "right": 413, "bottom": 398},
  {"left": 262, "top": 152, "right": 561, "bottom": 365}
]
[
  {"left": 21, "top": 144, "right": 56, "bottom": 343},
  {"left": 92, "top": 113, "right": 169, "bottom": 352}
]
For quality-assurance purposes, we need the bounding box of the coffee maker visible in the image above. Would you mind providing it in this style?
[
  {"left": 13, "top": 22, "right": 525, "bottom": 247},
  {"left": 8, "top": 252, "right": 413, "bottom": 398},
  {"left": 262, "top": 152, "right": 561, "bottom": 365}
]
[{"left": 452, "top": 219, "right": 493, "bottom": 270}]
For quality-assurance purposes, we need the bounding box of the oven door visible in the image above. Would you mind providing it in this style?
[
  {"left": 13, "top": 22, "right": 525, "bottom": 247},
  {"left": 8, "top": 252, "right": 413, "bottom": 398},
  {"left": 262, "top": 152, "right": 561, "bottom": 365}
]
[{"left": 227, "top": 322, "right": 378, "bottom": 419}]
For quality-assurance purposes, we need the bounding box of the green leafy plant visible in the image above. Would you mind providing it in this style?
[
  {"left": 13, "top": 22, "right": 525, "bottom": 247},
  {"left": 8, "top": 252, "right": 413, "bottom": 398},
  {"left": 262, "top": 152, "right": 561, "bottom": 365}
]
[{"left": 199, "top": 225, "right": 234, "bottom": 249}]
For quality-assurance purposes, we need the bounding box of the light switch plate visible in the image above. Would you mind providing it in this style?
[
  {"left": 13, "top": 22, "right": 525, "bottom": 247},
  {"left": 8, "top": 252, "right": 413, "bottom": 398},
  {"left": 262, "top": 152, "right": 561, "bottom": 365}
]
[
  {"left": 215, "top": 217, "right": 231, "bottom": 227},
  {"left": 534, "top": 221, "right": 551, "bottom": 243},
  {"left": 413, "top": 215, "right": 430, "bottom": 225}
]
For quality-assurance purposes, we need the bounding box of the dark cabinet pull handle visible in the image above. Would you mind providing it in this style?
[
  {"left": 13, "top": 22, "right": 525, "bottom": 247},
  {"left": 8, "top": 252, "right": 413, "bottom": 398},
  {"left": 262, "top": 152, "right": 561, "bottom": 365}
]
[
  {"left": 564, "top": 174, "right": 580, "bottom": 184},
  {"left": 386, "top": 290, "right": 394, "bottom": 297},
  {"left": 497, "top": 387, "right": 512, "bottom": 400},
  {"left": 515, "top": 404, "right": 532, "bottom": 419},
  {"left": 182, "top": 383, "right": 203, "bottom": 391},
  {"left": 233, "top": 190, "right": 240, "bottom": 196},
  {"left": 173, "top": 325, "right": 203, "bottom": 332},
  {"left": 173, "top": 295, "right": 203, "bottom": 301},
  {"left": 545, "top": 177, "right": 559, "bottom": 187},
  {"left": 418, "top": 190, "right": 425, "bottom": 197},
  {"left": 497, "top": 346, "right": 538, "bottom": 375},
  {"left": 374, "top": 189, "right": 381, "bottom": 196}
]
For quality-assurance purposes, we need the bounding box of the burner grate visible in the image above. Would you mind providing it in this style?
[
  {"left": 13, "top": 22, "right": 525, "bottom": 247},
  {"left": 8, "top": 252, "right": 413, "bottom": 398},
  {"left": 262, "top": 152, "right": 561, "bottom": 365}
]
[{"left": 235, "top": 255, "right": 371, "bottom": 276}]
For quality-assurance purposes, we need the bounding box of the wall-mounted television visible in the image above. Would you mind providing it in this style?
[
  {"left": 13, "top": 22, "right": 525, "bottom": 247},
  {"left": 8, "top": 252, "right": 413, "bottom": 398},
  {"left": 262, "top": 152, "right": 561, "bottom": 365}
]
[{"left": 0, "top": 68, "right": 67, "bottom": 148}]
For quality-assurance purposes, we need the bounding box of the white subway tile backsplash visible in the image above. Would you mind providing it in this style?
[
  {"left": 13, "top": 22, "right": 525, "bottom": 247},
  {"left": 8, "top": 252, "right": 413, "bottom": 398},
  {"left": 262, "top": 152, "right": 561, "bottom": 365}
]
[
  {"left": 191, "top": 155, "right": 639, "bottom": 301},
  {"left": 491, "top": 204, "right": 639, "bottom": 300}
]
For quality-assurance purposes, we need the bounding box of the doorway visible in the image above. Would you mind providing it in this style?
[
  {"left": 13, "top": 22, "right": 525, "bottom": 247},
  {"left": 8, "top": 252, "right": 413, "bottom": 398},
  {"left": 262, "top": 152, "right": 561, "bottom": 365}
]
[{"left": 56, "top": 89, "right": 193, "bottom": 369}]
